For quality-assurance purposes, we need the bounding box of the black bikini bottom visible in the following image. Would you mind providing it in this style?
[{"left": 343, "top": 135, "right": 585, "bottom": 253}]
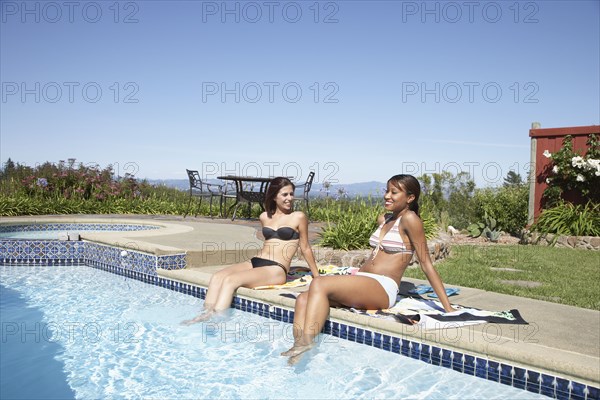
[{"left": 251, "top": 257, "right": 287, "bottom": 273}]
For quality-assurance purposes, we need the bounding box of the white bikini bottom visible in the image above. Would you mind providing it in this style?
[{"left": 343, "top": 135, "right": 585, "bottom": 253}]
[{"left": 355, "top": 272, "right": 399, "bottom": 308}]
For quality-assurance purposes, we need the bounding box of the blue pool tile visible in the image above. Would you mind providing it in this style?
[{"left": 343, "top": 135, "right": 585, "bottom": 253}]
[
  {"left": 441, "top": 349, "right": 452, "bottom": 369},
  {"left": 513, "top": 367, "right": 526, "bottom": 389},
  {"left": 250, "top": 302, "right": 258, "bottom": 315},
  {"left": 452, "top": 352, "right": 464, "bottom": 373},
  {"left": 409, "top": 342, "right": 420, "bottom": 360},
  {"left": 271, "top": 307, "right": 282, "bottom": 321},
  {"left": 339, "top": 324, "right": 348, "bottom": 340},
  {"left": 331, "top": 322, "right": 340, "bottom": 337},
  {"left": 282, "top": 309, "right": 290, "bottom": 322},
  {"left": 382, "top": 335, "right": 391, "bottom": 351},
  {"left": 555, "top": 377, "right": 570, "bottom": 400},
  {"left": 391, "top": 337, "right": 400, "bottom": 354},
  {"left": 430, "top": 346, "right": 442, "bottom": 366},
  {"left": 487, "top": 360, "right": 500, "bottom": 382},
  {"left": 587, "top": 385, "right": 599, "bottom": 400},
  {"left": 347, "top": 326, "right": 356, "bottom": 342},
  {"left": 261, "top": 304, "right": 270, "bottom": 317},
  {"left": 419, "top": 344, "right": 431, "bottom": 363},
  {"left": 571, "top": 382, "right": 586, "bottom": 400},
  {"left": 364, "top": 330, "right": 373, "bottom": 346},
  {"left": 526, "top": 370, "right": 540, "bottom": 394},
  {"left": 539, "top": 374, "right": 555, "bottom": 398},
  {"left": 475, "top": 358, "right": 487, "bottom": 379},
  {"left": 373, "top": 332, "right": 381, "bottom": 348},
  {"left": 500, "top": 364, "right": 513, "bottom": 386},
  {"left": 323, "top": 320, "right": 332, "bottom": 335},
  {"left": 401, "top": 339, "right": 411, "bottom": 357},
  {"left": 463, "top": 355, "right": 475, "bottom": 375},
  {"left": 356, "top": 328, "right": 365, "bottom": 344}
]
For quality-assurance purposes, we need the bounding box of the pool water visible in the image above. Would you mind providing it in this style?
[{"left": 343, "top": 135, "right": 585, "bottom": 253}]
[
  {"left": 0, "top": 223, "right": 160, "bottom": 240},
  {"left": 0, "top": 266, "right": 547, "bottom": 399},
  {"left": 0, "top": 231, "right": 74, "bottom": 240}
]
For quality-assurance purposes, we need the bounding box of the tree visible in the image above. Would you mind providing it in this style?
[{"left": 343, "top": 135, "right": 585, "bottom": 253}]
[
  {"left": 1, "top": 158, "right": 16, "bottom": 178},
  {"left": 503, "top": 171, "right": 523, "bottom": 187}
]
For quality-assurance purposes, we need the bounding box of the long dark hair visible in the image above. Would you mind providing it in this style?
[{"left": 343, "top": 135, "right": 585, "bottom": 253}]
[
  {"left": 388, "top": 174, "right": 421, "bottom": 216},
  {"left": 264, "top": 177, "right": 295, "bottom": 215}
]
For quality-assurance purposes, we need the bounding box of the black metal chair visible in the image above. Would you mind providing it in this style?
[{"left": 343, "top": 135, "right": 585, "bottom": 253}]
[
  {"left": 184, "top": 169, "right": 225, "bottom": 218},
  {"left": 219, "top": 181, "right": 237, "bottom": 218},
  {"left": 295, "top": 171, "right": 315, "bottom": 218}
]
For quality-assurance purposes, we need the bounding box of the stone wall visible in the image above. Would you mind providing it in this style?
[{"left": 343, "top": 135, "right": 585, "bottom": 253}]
[{"left": 520, "top": 232, "right": 600, "bottom": 250}]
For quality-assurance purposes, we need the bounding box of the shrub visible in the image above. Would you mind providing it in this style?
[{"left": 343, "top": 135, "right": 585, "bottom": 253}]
[
  {"left": 532, "top": 201, "right": 600, "bottom": 237},
  {"left": 471, "top": 185, "right": 529, "bottom": 236},
  {"left": 419, "top": 171, "right": 477, "bottom": 230},
  {"left": 467, "top": 212, "right": 501, "bottom": 242},
  {"left": 542, "top": 134, "right": 600, "bottom": 206}
]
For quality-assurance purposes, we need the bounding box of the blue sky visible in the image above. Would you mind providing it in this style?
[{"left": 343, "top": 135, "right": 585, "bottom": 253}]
[{"left": 1, "top": 0, "right": 599, "bottom": 187}]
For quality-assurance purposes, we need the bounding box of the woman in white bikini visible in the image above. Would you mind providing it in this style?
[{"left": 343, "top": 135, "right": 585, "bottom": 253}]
[
  {"left": 182, "top": 177, "right": 320, "bottom": 324},
  {"left": 282, "top": 174, "right": 456, "bottom": 357}
]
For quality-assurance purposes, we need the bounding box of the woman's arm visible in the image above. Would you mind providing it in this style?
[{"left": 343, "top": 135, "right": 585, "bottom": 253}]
[
  {"left": 403, "top": 213, "right": 456, "bottom": 313},
  {"left": 296, "top": 212, "right": 320, "bottom": 277}
]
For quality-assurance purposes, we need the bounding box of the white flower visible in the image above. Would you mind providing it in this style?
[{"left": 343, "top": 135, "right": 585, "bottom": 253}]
[
  {"left": 545, "top": 178, "right": 551, "bottom": 184},
  {"left": 586, "top": 158, "right": 600, "bottom": 171},
  {"left": 543, "top": 150, "right": 552, "bottom": 158},
  {"left": 571, "top": 156, "right": 585, "bottom": 168},
  {"left": 576, "top": 174, "right": 585, "bottom": 182},
  {"left": 552, "top": 165, "right": 559, "bottom": 173}
]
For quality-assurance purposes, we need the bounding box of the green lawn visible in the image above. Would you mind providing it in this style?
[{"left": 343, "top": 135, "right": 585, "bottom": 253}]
[{"left": 404, "top": 245, "right": 600, "bottom": 310}]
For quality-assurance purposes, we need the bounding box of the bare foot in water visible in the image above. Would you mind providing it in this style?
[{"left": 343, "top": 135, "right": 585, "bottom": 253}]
[
  {"left": 281, "top": 342, "right": 315, "bottom": 357},
  {"left": 285, "top": 343, "right": 316, "bottom": 365},
  {"left": 181, "top": 310, "right": 215, "bottom": 326}
]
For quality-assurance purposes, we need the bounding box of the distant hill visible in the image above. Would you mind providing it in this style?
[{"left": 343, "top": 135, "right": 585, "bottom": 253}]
[{"left": 146, "top": 179, "right": 385, "bottom": 198}]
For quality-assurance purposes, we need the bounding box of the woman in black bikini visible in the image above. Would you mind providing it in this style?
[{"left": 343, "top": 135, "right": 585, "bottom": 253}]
[{"left": 182, "top": 177, "right": 320, "bottom": 324}]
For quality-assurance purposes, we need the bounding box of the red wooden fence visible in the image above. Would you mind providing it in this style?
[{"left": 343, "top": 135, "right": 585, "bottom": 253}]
[{"left": 528, "top": 124, "right": 600, "bottom": 224}]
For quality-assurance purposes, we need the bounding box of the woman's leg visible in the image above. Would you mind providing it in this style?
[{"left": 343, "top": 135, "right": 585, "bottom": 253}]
[
  {"left": 203, "top": 262, "right": 252, "bottom": 310},
  {"left": 281, "top": 291, "right": 308, "bottom": 354},
  {"left": 181, "top": 262, "right": 253, "bottom": 325},
  {"left": 283, "top": 275, "right": 389, "bottom": 356},
  {"left": 211, "top": 265, "right": 285, "bottom": 310}
]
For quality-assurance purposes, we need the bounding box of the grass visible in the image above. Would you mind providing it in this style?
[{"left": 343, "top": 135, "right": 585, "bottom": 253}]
[{"left": 404, "top": 244, "right": 600, "bottom": 311}]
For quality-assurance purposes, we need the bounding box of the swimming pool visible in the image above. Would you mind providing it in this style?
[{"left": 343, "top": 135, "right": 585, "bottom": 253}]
[
  {"left": 0, "top": 265, "right": 548, "bottom": 399},
  {"left": 0, "top": 223, "right": 160, "bottom": 240}
]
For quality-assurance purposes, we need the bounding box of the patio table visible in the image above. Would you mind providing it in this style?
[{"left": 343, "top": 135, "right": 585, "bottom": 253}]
[{"left": 217, "top": 176, "right": 273, "bottom": 220}]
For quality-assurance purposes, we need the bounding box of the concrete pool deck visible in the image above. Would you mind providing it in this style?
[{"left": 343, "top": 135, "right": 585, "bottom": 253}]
[{"left": 1, "top": 214, "right": 599, "bottom": 389}]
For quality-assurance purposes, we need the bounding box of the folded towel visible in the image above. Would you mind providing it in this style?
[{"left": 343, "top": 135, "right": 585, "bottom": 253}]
[
  {"left": 318, "top": 265, "right": 358, "bottom": 275},
  {"left": 253, "top": 275, "right": 313, "bottom": 290},
  {"left": 349, "top": 296, "right": 527, "bottom": 329},
  {"left": 279, "top": 292, "right": 527, "bottom": 329}
]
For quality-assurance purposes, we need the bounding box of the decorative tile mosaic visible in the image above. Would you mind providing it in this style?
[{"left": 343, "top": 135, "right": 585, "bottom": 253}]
[
  {"left": 0, "top": 240, "right": 186, "bottom": 272},
  {"left": 0, "top": 240, "right": 85, "bottom": 265}
]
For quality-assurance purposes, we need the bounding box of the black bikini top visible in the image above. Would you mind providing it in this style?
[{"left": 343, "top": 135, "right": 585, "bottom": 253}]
[{"left": 262, "top": 226, "right": 300, "bottom": 241}]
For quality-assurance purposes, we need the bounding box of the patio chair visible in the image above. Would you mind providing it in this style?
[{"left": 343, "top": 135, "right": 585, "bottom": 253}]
[
  {"left": 219, "top": 180, "right": 237, "bottom": 218},
  {"left": 184, "top": 169, "right": 225, "bottom": 218},
  {"left": 295, "top": 171, "right": 315, "bottom": 218}
]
